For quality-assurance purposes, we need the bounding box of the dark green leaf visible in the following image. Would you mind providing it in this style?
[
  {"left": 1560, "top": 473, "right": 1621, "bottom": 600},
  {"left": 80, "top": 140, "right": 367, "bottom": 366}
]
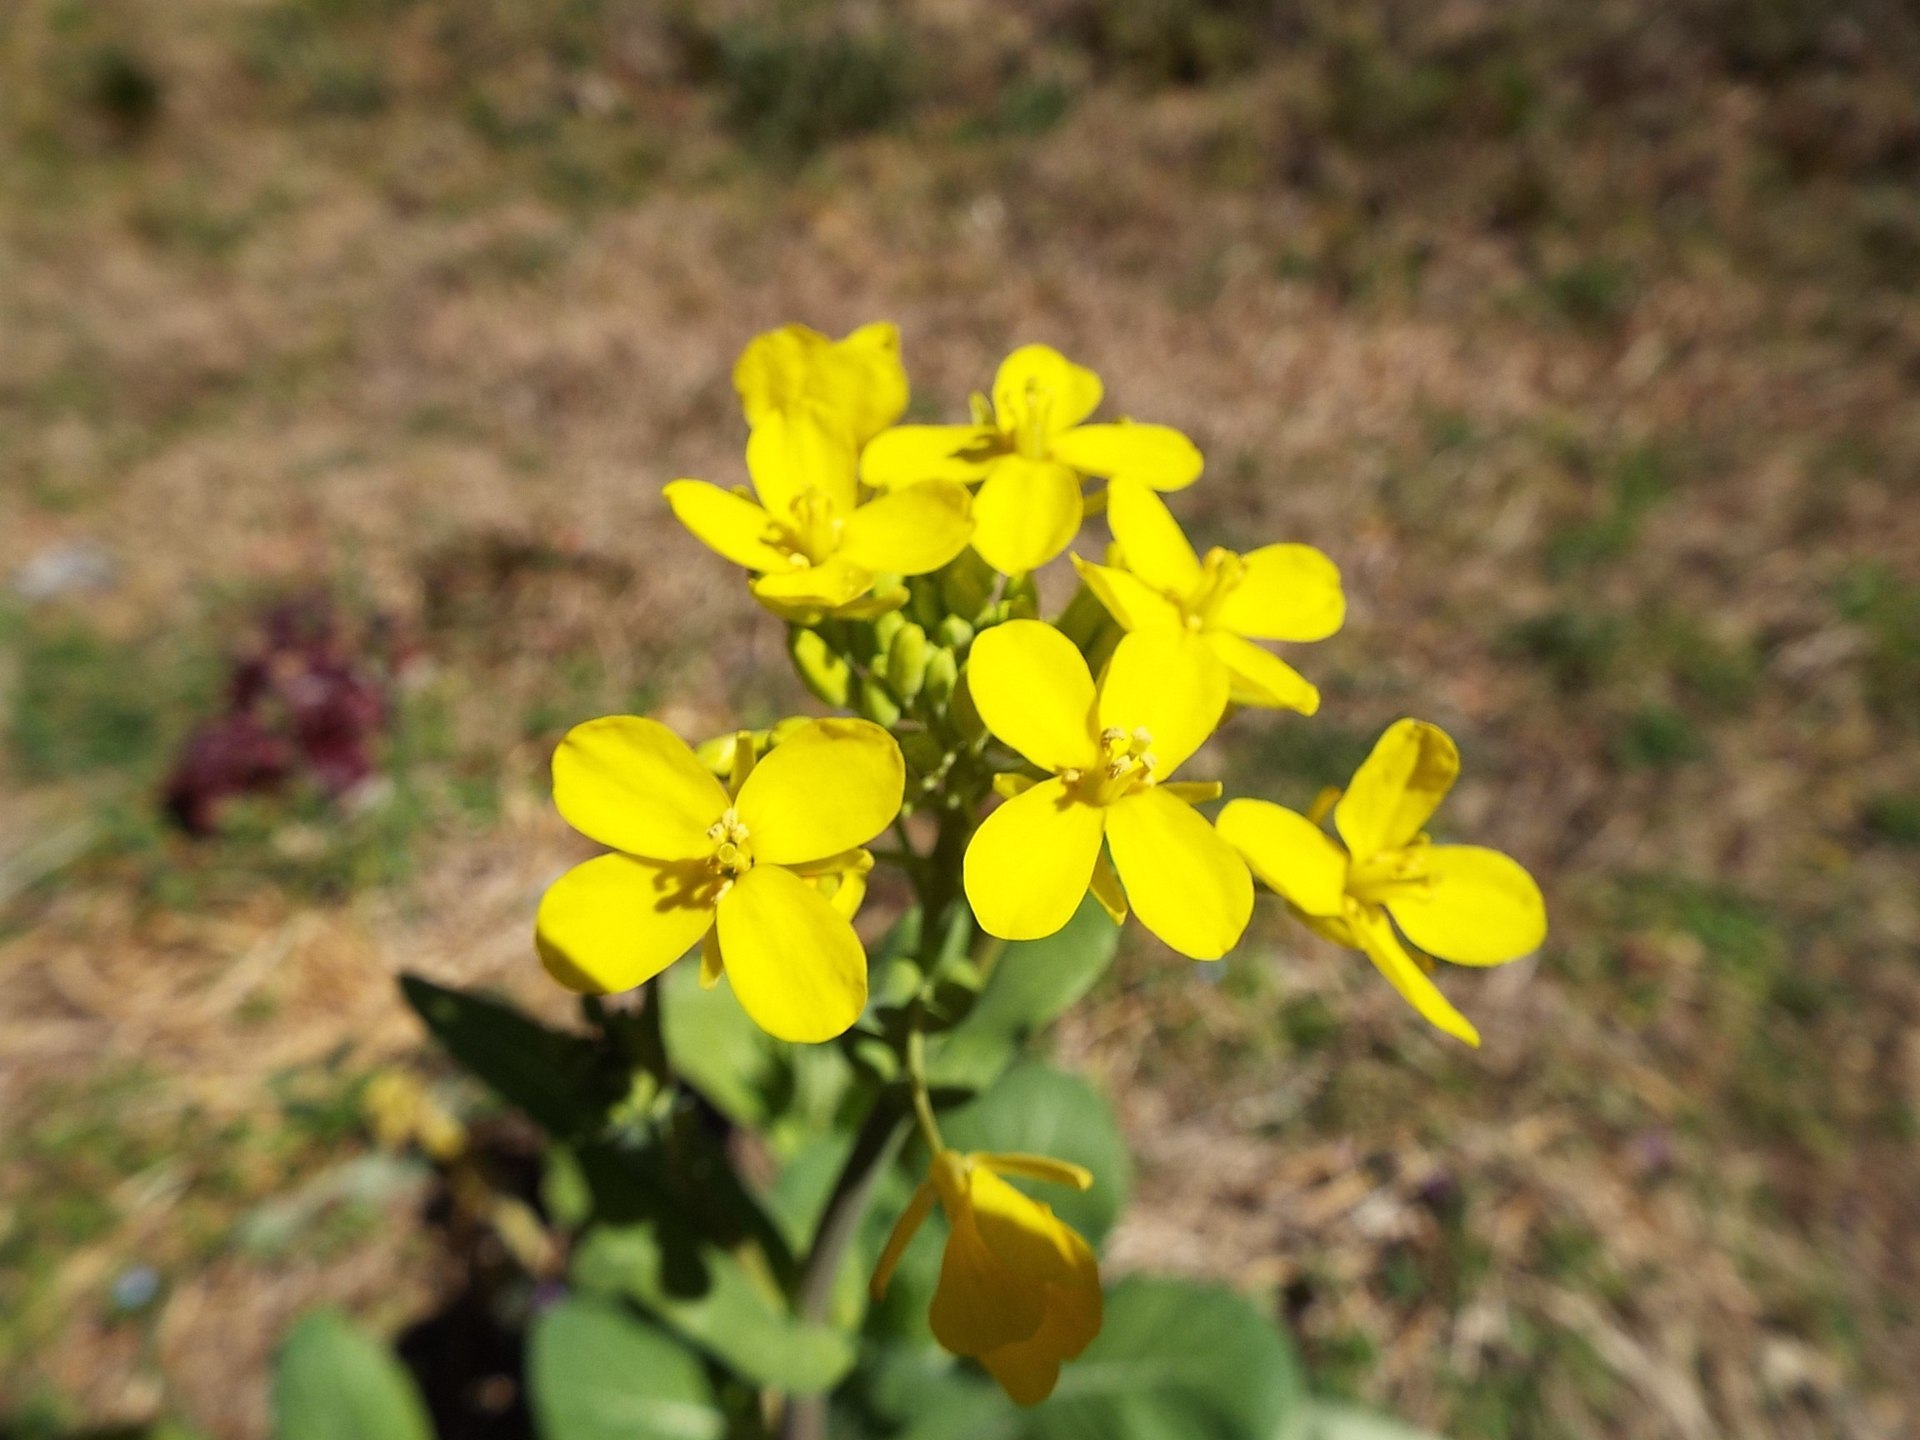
[
  {"left": 400, "top": 975, "right": 622, "bottom": 1138},
  {"left": 1286, "top": 1401, "right": 1442, "bottom": 1440},
  {"left": 571, "top": 1221, "right": 854, "bottom": 1394},
  {"left": 272, "top": 1309, "right": 433, "bottom": 1440},
  {"left": 936, "top": 1061, "right": 1130, "bottom": 1247},
  {"left": 528, "top": 1297, "right": 725, "bottom": 1440}
]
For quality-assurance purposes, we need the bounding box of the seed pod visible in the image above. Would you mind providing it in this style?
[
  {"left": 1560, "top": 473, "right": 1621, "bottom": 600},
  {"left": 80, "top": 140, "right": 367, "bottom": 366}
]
[
  {"left": 788, "top": 627, "right": 852, "bottom": 708},
  {"left": 886, "top": 621, "right": 930, "bottom": 701}
]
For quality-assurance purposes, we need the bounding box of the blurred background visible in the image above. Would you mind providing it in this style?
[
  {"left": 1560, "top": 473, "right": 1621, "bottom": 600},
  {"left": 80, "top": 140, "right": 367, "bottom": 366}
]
[{"left": 2, "top": 1, "right": 1918, "bottom": 1436}]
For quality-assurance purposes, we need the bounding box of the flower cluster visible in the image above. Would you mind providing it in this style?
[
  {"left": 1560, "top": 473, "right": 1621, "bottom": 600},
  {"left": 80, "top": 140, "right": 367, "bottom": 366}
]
[{"left": 535, "top": 322, "right": 1548, "bottom": 1404}]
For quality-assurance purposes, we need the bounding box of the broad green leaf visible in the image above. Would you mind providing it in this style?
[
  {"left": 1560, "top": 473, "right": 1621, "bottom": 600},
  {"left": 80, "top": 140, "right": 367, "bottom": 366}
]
[
  {"left": 400, "top": 975, "right": 622, "bottom": 1138},
  {"left": 571, "top": 1221, "right": 854, "bottom": 1394},
  {"left": 1286, "top": 1401, "right": 1445, "bottom": 1440},
  {"left": 272, "top": 1309, "right": 432, "bottom": 1440},
  {"left": 888, "top": 1279, "right": 1302, "bottom": 1440},
  {"left": 528, "top": 1297, "right": 725, "bottom": 1440},
  {"left": 935, "top": 1061, "right": 1131, "bottom": 1247},
  {"left": 927, "top": 896, "right": 1118, "bottom": 1091}
]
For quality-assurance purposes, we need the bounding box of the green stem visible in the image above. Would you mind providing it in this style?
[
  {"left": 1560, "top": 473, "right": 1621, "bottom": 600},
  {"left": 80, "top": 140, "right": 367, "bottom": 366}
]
[{"left": 905, "top": 1027, "right": 943, "bottom": 1154}]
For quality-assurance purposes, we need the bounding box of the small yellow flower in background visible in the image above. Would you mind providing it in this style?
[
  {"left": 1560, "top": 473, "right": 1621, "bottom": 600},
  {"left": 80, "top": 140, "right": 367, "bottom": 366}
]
[
  {"left": 1075, "top": 479, "right": 1344, "bottom": 714},
  {"left": 734, "top": 321, "right": 909, "bottom": 447},
  {"left": 871, "top": 1150, "right": 1101, "bottom": 1407},
  {"left": 536, "top": 714, "right": 904, "bottom": 1043},
  {"left": 860, "top": 344, "right": 1203, "bottom": 576},
  {"left": 1217, "top": 719, "right": 1547, "bottom": 1047},
  {"left": 665, "top": 409, "right": 974, "bottom": 614},
  {"left": 962, "top": 621, "right": 1252, "bottom": 959}
]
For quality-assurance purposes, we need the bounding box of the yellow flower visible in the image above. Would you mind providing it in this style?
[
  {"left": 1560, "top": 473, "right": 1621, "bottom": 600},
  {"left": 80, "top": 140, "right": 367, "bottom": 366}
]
[
  {"left": 1217, "top": 719, "right": 1547, "bottom": 1047},
  {"left": 665, "top": 409, "right": 974, "bottom": 614},
  {"left": 962, "top": 621, "right": 1252, "bottom": 959},
  {"left": 1074, "top": 479, "right": 1344, "bottom": 714},
  {"left": 860, "top": 344, "right": 1202, "bottom": 576},
  {"left": 734, "top": 321, "right": 908, "bottom": 447},
  {"left": 871, "top": 1150, "right": 1102, "bottom": 1407},
  {"left": 535, "top": 715, "right": 904, "bottom": 1043}
]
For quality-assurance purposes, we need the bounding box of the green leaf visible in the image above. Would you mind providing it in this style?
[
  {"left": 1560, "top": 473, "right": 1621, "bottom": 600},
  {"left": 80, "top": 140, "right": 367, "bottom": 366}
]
[
  {"left": 1286, "top": 1401, "right": 1445, "bottom": 1440},
  {"left": 571, "top": 1221, "right": 854, "bottom": 1395},
  {"left": 927, "top": 895, "right": 1118, "bottom": 1092},
  {"left": 272, "top": 1309, "right": 433, "bottom": 1440},
  {"left": 888, "top": 1279, "right": 1302, "bottom": 1440},
  {"left": 656, "top": 963, "right": 780, "bottom": 1126},
  {"left": 400, "top": 975, "right": 622, "bottom": 1138},
  {"left": 528, "top": 1297, "right": 725, "bottom": 1440},
  {"left": 935, "top": 1061, "right": 1131, "bottom": 1247}
]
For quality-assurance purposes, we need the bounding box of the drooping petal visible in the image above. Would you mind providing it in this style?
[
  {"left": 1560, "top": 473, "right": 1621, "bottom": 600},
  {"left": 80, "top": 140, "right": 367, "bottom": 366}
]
[
  {"left": 735, "top": 718, "right": 904, "bottom": 866},
  {"left": 1215, "top": 799, "right": 1348, "bottom": 917},
  {"left": 1212, "top": 543, "right": 1346, "bottom": 642},
  {"left": 979, "top": 1217, "right": 1101, "bottom": 1406},
  {"left": 964, "top": 779, "right": 1106, "bottom": 941},
  {"left": 1048, "top": 422, "right": 1203, "bottom": 493},
  {"left": 929, "top": 1208, "right": 1047, "bottom": 1358},
  {"left": 1346, "top": 901, "right": 1480, "bottom": 1047},
  {"left": 1385, "top": 845, "right": 1547, "bottom": 966},
  {"left": 966, "top": 620, "right": 1099, "bottom": 773},
  {"left": 1071, "top": 556, "right": 1183, "bottom": 633},
  {"left": 970, "top": 457, "right": 1084, "bottom": 575},
  {"left": 859, "top": 424, "right": 999, "bottom": 488},
  {"left": 993, "top": 344, "right": 1103, "bottom": 438},
  {"left": 1204, "top": 631, "right": 1321, "bottom": 714},
  {"left": 1105, "top": 787, "right": 1252, "bottom": 960},
  {"left": 1096, "top": 630, "right": 1228, "bottom": 777},
  {"left": 749, "top": 558, "right": 874, "bottom": 611},
  {"left": 1088, "top": 848, "right": 1128, "bottom": 925},
  {"left": 663, "top": 481, "right": 789, "bottom": 572},
  {"left": 714, "top": 865, "right": 868, "bottom": 1042},
  {"left": 838, "top": 482, "right": 974, "bottom": 575},
  {"left": 535, "top": 853, "right": 714, "bottom": 994},
  {"left": 974, "top": 1154, "right": 1094, "bottom": 1191},
  {"left": 1101, "top": 478, "right": 1201, "bottom": 593},
  {"left": 552, "top": 716, "right": 729, "bottom": 859},
  {"left": 745, "top": 408, "right": 858, "bottom": 520},
  {"left": 1335, "top": 719, "right": 1461, "bottom": 862},
  {"left": 869, "top": 1178, "right": 937, "bottom": 1302}
]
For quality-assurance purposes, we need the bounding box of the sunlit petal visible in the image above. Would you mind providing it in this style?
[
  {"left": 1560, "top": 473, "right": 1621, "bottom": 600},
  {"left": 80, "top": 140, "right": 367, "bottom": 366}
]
[
  {"left": 1072, "top": 556, "right": 1183, "bottom": 633},
  {"left": 746, "top": 408, "right": 858, "bottom": 520},
  {"left": 1205, "top": 631, "right": 1321, "bottom": 714},
  {"left": 1102, "top": 478, "right": 1201, "bottom": 593},
  {"left": 859, "top": 424, "right": 999, "bottom": 488},
  {"left": 1386, "top": 845, "right": 1547, "bottom": 966},
  {"left": 714, "top": 865, "right": 868, "bottom": 1042},
  {"left": 964, "top": 779, "right": 1105, "bottom": 941},
  {"left": 1096, "top": 630, "right": 1228, "bottom": 776},
  {"left": 552, "top": 715, "right": 729, "bottom": 859},
  {"left": 663, "top": 481, "right": 789, "bottom": 572},
  {"left": 749, "top": 558, "right": 874, "bottom": 610},
  {"left": 1212, "top": 543, "right": 1345, "bottom": 642},
  {"left": 971, "top": 457, "right": 1084, "bottom": 575},
  {"left": 993, "top": 344, "right": 1103, "bottom": 437},
  {"left": 1335, "top": 719, "right": 1460, "bottom": 862},
  {"left": 966, "top": 620, "right": 1099, "bottom": 772},
  {"left": 1347, "top": 901, "right": 1480, "bottom": 1047},
  {"left": 1216, "top": 799, "right": 1348, "bottom": 917},
  {"left": 1048, "top": 423, "right": 1203, "bottom": 493},
  {"left": 839, "top": 482, "right": 974, "bottom": 575},
  {"left": 535, "top": 853, "right": 714, "bottom": 994},
  {"left": 735, "top": 718, "right": 904, "bottom": 866},
  {"left": 1105, "top": 788, "right": 1252, "bottom": 960}
]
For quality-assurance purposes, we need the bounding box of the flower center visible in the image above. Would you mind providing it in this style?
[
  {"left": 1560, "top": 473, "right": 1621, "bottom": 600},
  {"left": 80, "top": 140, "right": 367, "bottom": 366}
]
[
  {"left": 1180, "top": 547, "right": 1246, "bottom": 631},
  {"left": 1064, "top": 726, "right": 1159, "bottom": 806},
  {"left": 778, "top": 487, "right": 844, "bottom": 567},
  {"left": 1345, "top": 840, "right": 1434, "bottom": 905},
  {"left": 705, "top": 807, "right": 754, "bottom": 891}
]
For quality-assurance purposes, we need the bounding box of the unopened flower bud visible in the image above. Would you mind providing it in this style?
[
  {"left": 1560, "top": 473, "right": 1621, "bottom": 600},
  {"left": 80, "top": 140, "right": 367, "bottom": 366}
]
[
  {"left": 936, "top": 615, "right": 974, "bottom": 651},
  {"left": 886, "top": 622, "right": 930, "bottom": 701},
  {"left": 922, "top": 646, "right": 959, "bottom": 706},
  {"left": 858, "top": 675, "right": 902, "bottom": 727},
  {"left": 788, "top": 627, "right": 852, "bottom": 707}
]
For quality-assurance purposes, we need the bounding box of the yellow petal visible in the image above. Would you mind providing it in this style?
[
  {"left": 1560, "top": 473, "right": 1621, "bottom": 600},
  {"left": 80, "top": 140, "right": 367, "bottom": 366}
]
[
  {"left": 1072, "top": 555, "right": 1183, "bottom": 633},
  {"left": 1102, "top": 478, "right": 1200, "bottom": 593},
  {"left": 663, "top": 480, "right": 788, "bottom": 572},
  {"left": 1212, "top": 543, "right": 1345, "bottom": 642},
  {"left": 1386, "top": 845, "right": 1547, "bottom": 966},
  {"left": 964, "top": 778, "right": 1106, "bottom": 941},
  {"left": 859, "top": 423, "right": 999, "bottom": 488},
  {"left": 839, "top": 482, "right": 974, "bottom": 576},
  {"left": 1048, "top": 422, "right": 1203, "bottom": 492},
  {"left": 974, "top": 1154, "right": 1094, "bottom": 1191},
  {"left": 1106, "top": 787, "right": 1252, "bottom": 960},
  {"left": 746, "top": 408, "right": 858, "bottom": 521},
  {"left": 714, "top": 864, "right": 868, "bottom": 1042},
  {"left": 993, "top": 344, "right": 1104, "bottom": 438},
  {"left": 930, "top": 1208, "right": 1047, "bottom": 1358},
  {"left": 979, "top": 1216, "right": 1101, "bottom": 1406},
  {"left": 733, "top": 323, "right": 825, "bottom": 427},
  {"left": 1216, "top": 799, "right": 1348, "bottom": 917},
  {"left": 749, "top": 557, "right": 874, "bottom": 611},
  {"left": 1336, "top": 720, "right": 1461, "bottom": 862},
  {"left": 535, "top": 853, "right": 714, "bottom": 994},
  {"left": 699, "top": 929, "right": 724, "bottom": 989},
  {"left": 1096, "top": 630, "right": 1228, "bottom": 777},
  {"left": 971, "top": 457, "right": 1084, "bottom": 575},
  {"left": 735, "top": 323, "right": 905, "bottom": 440},
  {"left": 1347, "top": 901, "right": 1480, "bottom": 1046},
  {"left": 1161, "top": 780, "right": 1222, "bottom": 803},
  {"left": 735, "top": 718, "right": 904, "bottom": 866},
  {"left": 553, "top": 716, "right": 729, "bottom": 859},
  {"left": 1088, "top": 847, "right": 1128, "bottom": 925},
  {"left": 966, "top": 620, "right": 1099, "bottom": 772},
  {"left": 829, "top": 321, "right": 911, "bottom": 443},
  {"left": 870, "top": 1178, "right": 937, "bottom": 1302},
  {"left": 1204, "top": 631, "right": 1321, "bottom": 714}
]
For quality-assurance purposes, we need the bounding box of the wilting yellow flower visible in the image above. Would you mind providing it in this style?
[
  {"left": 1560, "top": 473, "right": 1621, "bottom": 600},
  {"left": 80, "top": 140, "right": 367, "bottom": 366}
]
[
  {"left": 962, "top": 621, "right": 1251, "bottom": 959},
  {"left": 536, "top": 715, "right": 903, "bottom": 1043},
  {"left": 1074, "top": 479, "right": 1344, "bottom": 714},
  {"left": 871, "top": 1150, "right": 1102, "bottom": 1407},
  {"left": 734, "top": 321, "right": 908, "bottom": 447},
  {"left": 665, "top": 409, "right": 973, "bottom": 614},
  {"left": 1217, "top": 719, "right": 1547, "bottom": 1047},
  {"left": 860, "top": 345, "right": 1202, "bottom": 576}
]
